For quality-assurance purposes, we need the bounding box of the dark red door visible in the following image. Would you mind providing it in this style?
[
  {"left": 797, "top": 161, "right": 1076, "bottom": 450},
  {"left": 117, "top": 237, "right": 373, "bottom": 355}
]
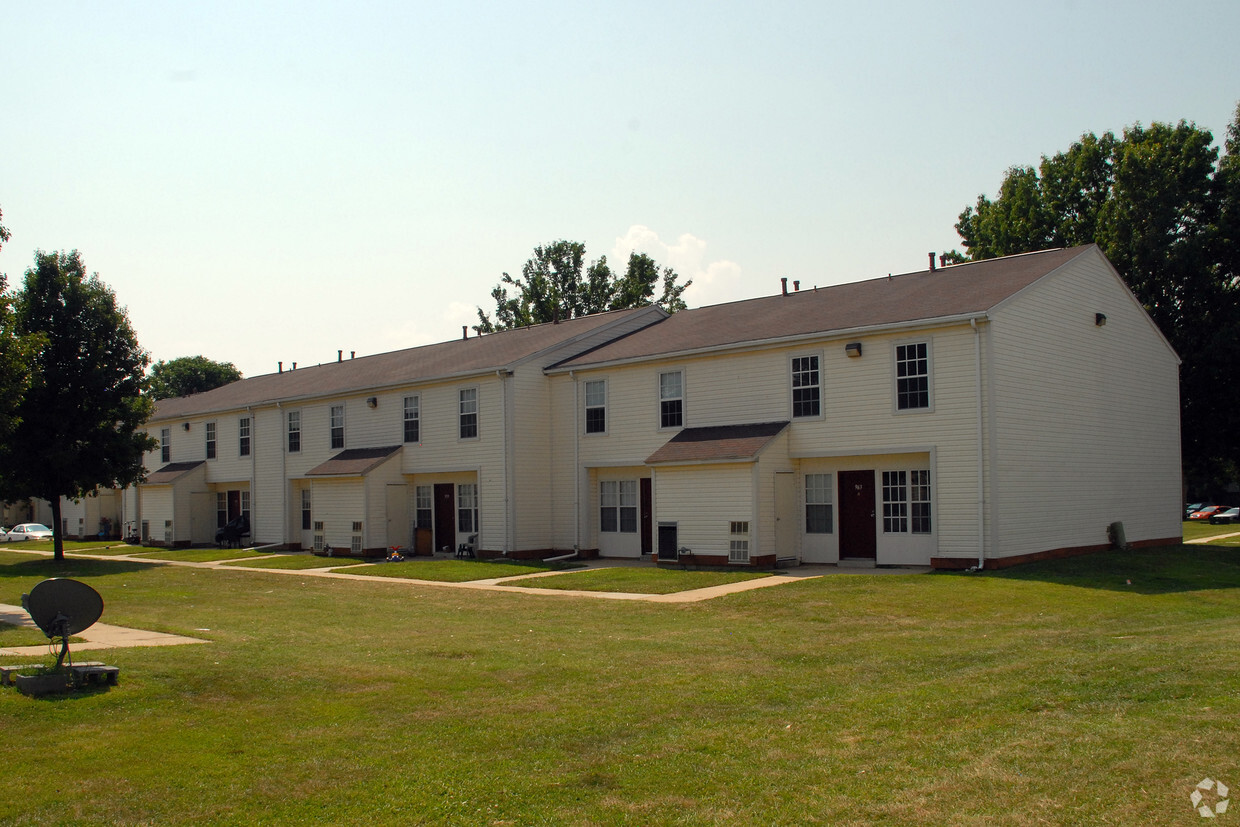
[
  {"left": 434, "top": 484, "right": 455, "bottom": 553},
  {"left": 227, "top": 490, "right": 241, "bottom": 522},
  {"left": 839, "top": 470, "right": 876, "bottom": 559},
  {"left": 640, "top": 478, "right": 653, "bottom": 555}
]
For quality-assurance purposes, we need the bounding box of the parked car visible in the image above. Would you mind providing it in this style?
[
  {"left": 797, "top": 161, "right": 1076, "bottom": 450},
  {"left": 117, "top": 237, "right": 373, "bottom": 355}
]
[
  {"left": 3, "top": 523, "right": 54, "bottom": 541},
  {"left": 1188, "top": 505, "right": 1229, "bottom": 521},
  {"left": 1209, "top": 507, "right": 1240, "bottom": 525},
  {"left": 215, "top": 514, "right": 250, "bottom": 548},
  {"left": 1185, "top": 502, "right": 1214, "bottom": 519}
]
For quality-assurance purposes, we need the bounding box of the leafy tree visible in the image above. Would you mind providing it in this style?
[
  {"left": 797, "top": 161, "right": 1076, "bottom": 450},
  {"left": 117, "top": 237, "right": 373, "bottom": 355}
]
[
  {"left": 475, "top": 240, "right": 692, "bottom": 333},
  {"left": 147, "top": 355, "right": 242, "bottom": 400},
  {"left": 0, "top": 207, "right": 37, "bottom": 449},
  {"left": 949, "top": 107, "right": 1240, "bottom": 490},
  {"left": 0, "top": 250, "right": 155, "bottom": 561}
]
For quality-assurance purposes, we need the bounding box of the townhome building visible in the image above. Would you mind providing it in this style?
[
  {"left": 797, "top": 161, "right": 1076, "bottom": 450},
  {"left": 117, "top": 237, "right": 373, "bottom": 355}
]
[{"left": 126, "top": 244, "right": 1182, "bottom": 569}]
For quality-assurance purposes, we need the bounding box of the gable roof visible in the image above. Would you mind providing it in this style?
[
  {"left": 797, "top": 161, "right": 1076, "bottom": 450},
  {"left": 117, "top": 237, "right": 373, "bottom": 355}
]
[
  {"left": 553, "top": 246, "right": 1094, "bottom": 370},
  {"left": 152, "top": 306, "right": 661, "bottom": 421},
  {"left": 306, "top": 446, "right": 402, "bottom": 477},
  {"left": 645, "top": 422, "right": 790, "bottom": 465}
]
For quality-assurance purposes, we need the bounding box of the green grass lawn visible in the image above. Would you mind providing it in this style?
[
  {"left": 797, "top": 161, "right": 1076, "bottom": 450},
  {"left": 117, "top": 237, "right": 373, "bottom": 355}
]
[
  {"left": 511, "top": 566, "right": 769, "bottom": 593},
  {"left": 0, "top": 539, "right": 129, "bottom": 554},
  {"left": 1, "top": 545, "right": 1238, "bottom": 824},
  {"left": 347, "top": 558, "right": 566, "bottom": 581},
  {"left": 1181, "top": 519, "right": 1240, "bottom": 542},
  {"left": 227, "top": 554, "right": 371, "bottom": 570}
]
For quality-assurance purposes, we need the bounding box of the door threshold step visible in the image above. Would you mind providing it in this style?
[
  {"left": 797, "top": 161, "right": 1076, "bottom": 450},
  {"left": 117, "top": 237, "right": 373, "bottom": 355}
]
[{"left": 838, "top": 558, "right": 877, "bottom": 568}]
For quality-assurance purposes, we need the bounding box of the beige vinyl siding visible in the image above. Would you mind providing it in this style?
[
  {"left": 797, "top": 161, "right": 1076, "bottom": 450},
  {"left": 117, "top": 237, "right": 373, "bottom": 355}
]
[
  {"left": 590, "top": 466, "right": 647, "bottom": 558},
  {"left": 140, "top": 487, "right": 174, "bottom": 543},
  {"left": 654, "top": 464, "right": 754, "bottom": 558},
  {"left": 508, "top": 364, "right": 553, "bottom": 551},
  {"left": 253, "top": 406, "right": 288, "bottom": 545},
  {"left": 362, "top": 454, "right": 406, "bottom": 549},
  {"left": 548, "top": 374, "right": 582, "bottom": 551},
  {"left": 987, "top": 250, "right": 1181, "bottom": 558},
  {"left": 310, "top": 478, "right": 365, "bottom": 552}
]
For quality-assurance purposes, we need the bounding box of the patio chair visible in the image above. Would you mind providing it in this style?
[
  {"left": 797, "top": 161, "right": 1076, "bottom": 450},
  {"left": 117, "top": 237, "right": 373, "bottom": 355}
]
[{"left": 456, "top": 534, "right": 478, "bottom": 559}]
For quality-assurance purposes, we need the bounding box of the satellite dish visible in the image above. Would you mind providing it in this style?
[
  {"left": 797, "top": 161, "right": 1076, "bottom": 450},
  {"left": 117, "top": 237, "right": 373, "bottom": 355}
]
[{"left": 22, "top": 578, "right": 104, "bottom": 668}]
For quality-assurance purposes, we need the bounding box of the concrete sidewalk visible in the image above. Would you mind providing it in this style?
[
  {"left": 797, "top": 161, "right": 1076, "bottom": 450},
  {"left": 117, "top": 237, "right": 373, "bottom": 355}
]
[{"left": 0, "top": 603, "right": 208, "bottom": 657}]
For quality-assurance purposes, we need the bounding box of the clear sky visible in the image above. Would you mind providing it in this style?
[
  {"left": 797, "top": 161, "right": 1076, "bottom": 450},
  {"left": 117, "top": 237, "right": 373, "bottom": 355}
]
[{"left": 2, "top": 1, "right": 1237, "bottom": 379}]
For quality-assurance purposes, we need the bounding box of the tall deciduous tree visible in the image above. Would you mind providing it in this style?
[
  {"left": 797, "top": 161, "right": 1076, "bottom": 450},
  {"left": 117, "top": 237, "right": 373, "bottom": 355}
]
[
  {"left": 0, "top": 250, "right": 155, "bottom": 561},
  {"left": 0, "top": 207, "right": 37, "bottom": 446},
  {"left": 475, "top": 240, "right": 692, "bottom": 333},
  {"left": 147, "top": 355, "right": 242, "bottom": 400},
  {"left": 949, "top": 107, "right": 1240, "bottom": 490}
]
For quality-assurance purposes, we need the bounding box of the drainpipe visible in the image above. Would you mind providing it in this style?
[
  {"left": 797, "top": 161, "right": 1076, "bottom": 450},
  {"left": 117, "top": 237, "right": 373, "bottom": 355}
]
[
  {"left": 971, "top": 318, "right": 985, "bottom": 570},
  {"left": 571, "top": 371, "right": 580, "bottom": 554}
]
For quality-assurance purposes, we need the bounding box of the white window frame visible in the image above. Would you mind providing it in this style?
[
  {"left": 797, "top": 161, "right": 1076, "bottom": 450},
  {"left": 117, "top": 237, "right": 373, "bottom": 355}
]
[
  {"left": 584, "top": 379, "right": 607, "bottom": 435},
  {"left": 805, "top": 473, "right": 834, "bottom": 534},
  {"left": 329, "top": 404, "right": 345, "bottom": 450},
  {"left": 894, "top": 340, "right": 933, "bottom": 413},
  {"left": 729, "top": 521, "right": 751, "bottom": 564},
  {"left": 882, "top": 470, "right": 932, "bottom": 535},
  {"left": 205, "top": 421, "right": 217, "bottom": 460},
  {"left": 882, "top": 471, "right": 908, "bottom": 533},
  {"left": 910, "top": 469, "right": 932, "bottom": 534},
  {"left": 403, "top": 395, "right": 420, "bottom": 444},
  {"left": 301, "top": 489, "right": 312, "bottom": 531},
  {"left": 599, "top": 480, "right": 638, "bottom": 534},
  {"left": 415, "top": 485, "right": 433, "bottom": 530},
  {"left": 659, "top": 370, "right": 684, "bottom": 430},
  {"left": 790, "top": 353, "right": 822, "bottom": 419},
  {"left": 458, "top": 387, "right": 479, "bottom": 440},
  {"left": 160, "top": 428, "right": 171, "bottom": 464},
  {"left": 238, "top": 416, "right": 251, "bottom": 457},
  {"left": 287, "top": 410, "right": 301, "bottom": 453},
  {"left": 457, "top": 483, "right": 478, "bottom": 533}
]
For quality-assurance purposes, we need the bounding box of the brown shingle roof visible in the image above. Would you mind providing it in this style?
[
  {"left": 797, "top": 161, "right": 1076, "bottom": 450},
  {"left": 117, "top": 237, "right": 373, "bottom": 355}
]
[
  {"left": 646, "top": 422, "right": 789, "bottom": 465},
  {"left": 152, "top": 306, "right": 660, "bottom": 420},
  {"left": 306, "top": 446, "right": 402, "bottom": 477},
  {"left": 556, "top": 246, "right": 1093, "bottom": 369},
  {"left": 144, "top": 461, "right": 205, "bottom": 485}
]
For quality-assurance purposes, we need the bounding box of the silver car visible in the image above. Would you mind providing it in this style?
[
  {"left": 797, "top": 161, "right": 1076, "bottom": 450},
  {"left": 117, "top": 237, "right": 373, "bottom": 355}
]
[{"left": 3, "top": 523, "right": 54, "bottom": 542}]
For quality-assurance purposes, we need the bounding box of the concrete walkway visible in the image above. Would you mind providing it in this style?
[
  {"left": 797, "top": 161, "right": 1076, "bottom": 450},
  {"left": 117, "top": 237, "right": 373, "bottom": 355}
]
[
  {"left": 0, "top": 603, "right": 209, "bottom": 657},
  {"left": 0, "top": 543, "right": 930, "bottom": 609}
]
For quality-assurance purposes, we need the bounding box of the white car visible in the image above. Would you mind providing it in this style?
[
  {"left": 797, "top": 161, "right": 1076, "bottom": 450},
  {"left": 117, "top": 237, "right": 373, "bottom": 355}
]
[{"left": 3, "top": 523, "right": 54, "bottom": 542}]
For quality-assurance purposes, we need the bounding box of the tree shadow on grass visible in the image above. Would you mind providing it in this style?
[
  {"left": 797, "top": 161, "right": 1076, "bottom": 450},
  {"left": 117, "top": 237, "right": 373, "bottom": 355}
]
[
  {"left": 0, "top": 556, "right": 158, "bottom": 581},
  {"left": 943, "top": 544, "right": 1240, "bottom": 594}
]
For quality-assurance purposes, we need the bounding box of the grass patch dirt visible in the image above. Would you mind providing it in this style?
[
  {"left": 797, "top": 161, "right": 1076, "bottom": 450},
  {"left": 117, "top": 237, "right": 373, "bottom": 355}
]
[
  {"left": 511, "top": 566, "right": 769, "bottom": 593},
  {"left": 1, "top": 544, "right": 1238, "bottom": 824}
]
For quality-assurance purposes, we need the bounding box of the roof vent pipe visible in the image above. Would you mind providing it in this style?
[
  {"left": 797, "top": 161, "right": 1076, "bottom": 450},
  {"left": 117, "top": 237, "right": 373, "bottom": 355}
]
[
  {"left": 338, "top": 350, "right": 342, "bottom": 362},
  {"left": 929, "top": 252, "right": 936, "bottom": 271},
  {"left": 462, "top": 326, "right": 468, "bottom": 340},
  {"left": 292, "top": 362, "right": 297, "bottom": 370},
  {"left": 350, "top": 351, "right": 355, "bottom": 359},
  {"left": 794, "top": 280, "right": 800, "bottom": 291},
  {"left": 939, "top": 254, "right": 947, "bottom": 269},
  {"left": 278, "top": 361, "right": 283, "bottom": 374},
  {"left": 780, "top": 277, "right": 788, "bottom": 296}
]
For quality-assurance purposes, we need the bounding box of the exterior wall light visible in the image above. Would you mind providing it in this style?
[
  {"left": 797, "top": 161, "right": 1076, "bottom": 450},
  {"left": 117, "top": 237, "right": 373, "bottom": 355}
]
[
  {"left": 845, "top": 342, "right": 862, "bottom": 357},
  {"left": 182, "top": 422, "right": 191, "bottom": 431},
  {"left": 1095, "top": 313, "right": 1107, "bottom": 326},
  {"left": 366, "top": 397, "right": 378, "bottom": 408}
]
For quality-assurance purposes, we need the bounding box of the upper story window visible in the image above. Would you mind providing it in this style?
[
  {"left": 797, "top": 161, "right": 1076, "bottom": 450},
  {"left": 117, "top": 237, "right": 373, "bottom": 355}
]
[
  {"left": 805, "top": 473, "right": 833, "bottom": 533},
  {"left": 205, "top": 422, "right": 217, "bottom": 460},
  {"left": 584, "top": 380, "right": 606, "bottom": 434},
  {"left": 287, "top": 410, "right": 301, "bottom": 453},
  {"left": 403, "top": 395, "right": 420, "bottom": 443},
  {"left": 895, "top": 342, "right": 931, "bottom": 411},
  {"left": 791, "top": 355, "right": 821, "bottom": 418},
  {"left": 459, "top": 388, "right": 478, "bottom": 440},
  {"left": 160, "top": 428, "right": 171, "bottom": 463},
  {"left": 238, "top": 416, "right": 251, "bottom": 457},
  {"left": 329, "top": 405, "right": 345, "bottom": 449},
  {"left": 659, "top": 371, "right": 683, "bottom": 429}
]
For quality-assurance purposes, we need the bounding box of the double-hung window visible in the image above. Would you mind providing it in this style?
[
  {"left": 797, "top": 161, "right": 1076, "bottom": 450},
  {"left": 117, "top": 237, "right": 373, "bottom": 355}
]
[
  {"left": 329, "top": 405, "right": 345, "bottom": 449},
  {"left": 729, "top": 522, "right": 751, "bottom": 563},
  {"left": 160, "top": 428, "right": 171, "bottom": 463},
  {"left": 301, "top": 489, "right": 312, "bottom": 531},
  {"left": 457, "top": 483, "right": 478, "bottom": 533},
  {"left": 216, "top": 492, "right": 227, "bottom": 528},
  {"left": 896, "top": 342, "right": 931, "bottom": 410},
  {"left": 287, "top": 411, "right": 301, "bottom": 453},
  {"left": 403, "top": 396, "right": 420, "bottom": 443},
  {"left": 883, "top": 470, "right": 932, "bottom": 534},
  {"left": 584, "top": 380, "right": 606, "bottom": 434},
  {"left": 599, "top": 480, "right": 637, "bottom": 533},
  {"left": 415, "top": 486, "right": 433, "bottom": 530},
  {"left": 805, "top": 473, "right": 833, "bottom": 533},
  {"left": 459, "top": 388, "right": 478, "bottom": 439},
  {"left": 791, "top": 355, "right": 821, "bottom": 418},
  {"left": 659, "top": 371, "right": 683, "bottom": 429},
  {"left": 238, "top": 416, "right": 251, "bottom": 457},
  {"left": 205, "top": 422, "right": 217, "bottom": 459}
]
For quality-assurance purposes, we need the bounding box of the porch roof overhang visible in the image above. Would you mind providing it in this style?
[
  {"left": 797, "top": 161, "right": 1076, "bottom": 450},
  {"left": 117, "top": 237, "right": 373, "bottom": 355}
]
[
  {"left": 144, "top": 461, "right": 206, "bottom": 485},
  {"left": 645, "top": 421, "right": 790, "bottom": 466},
  {"left": 306, "top": 446, "right": 402, "bottom": 477}
]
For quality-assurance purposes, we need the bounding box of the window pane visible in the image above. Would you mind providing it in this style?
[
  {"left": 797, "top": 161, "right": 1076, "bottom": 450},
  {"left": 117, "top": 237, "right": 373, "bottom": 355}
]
[
  {"left": 792, "top": 356, "right": 821, "bottom": 418},
  {"left": 805, "top": 473, "right": 833, "bottom": 533}
]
